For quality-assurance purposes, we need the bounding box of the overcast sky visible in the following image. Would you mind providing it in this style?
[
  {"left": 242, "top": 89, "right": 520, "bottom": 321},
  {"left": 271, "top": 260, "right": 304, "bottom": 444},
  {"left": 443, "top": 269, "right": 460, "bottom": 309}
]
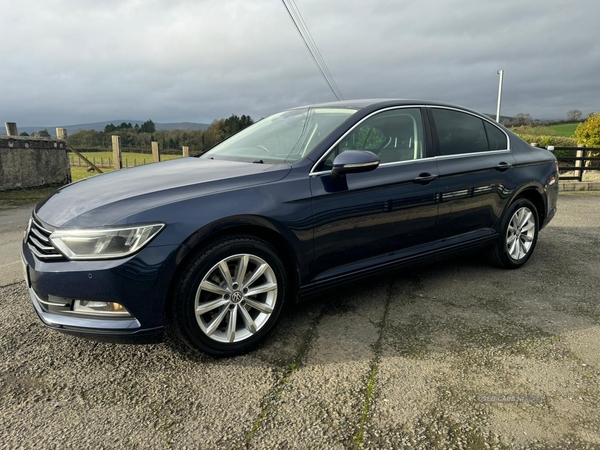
[{"left": 1, "top": 0, "right": 598, "bottom": 126}]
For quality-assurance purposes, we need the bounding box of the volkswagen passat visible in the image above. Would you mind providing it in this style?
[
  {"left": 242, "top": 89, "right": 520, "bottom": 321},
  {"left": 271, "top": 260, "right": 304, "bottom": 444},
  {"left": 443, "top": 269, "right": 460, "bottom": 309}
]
[{"left": 22, "top": 100, "right": 558, "bottom": 355}]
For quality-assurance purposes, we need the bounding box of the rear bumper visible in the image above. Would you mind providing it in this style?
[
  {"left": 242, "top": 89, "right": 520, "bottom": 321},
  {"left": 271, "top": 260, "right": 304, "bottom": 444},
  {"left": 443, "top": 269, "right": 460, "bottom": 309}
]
[{"left": 540, "top": 206, "right": 557, "bottom": 230}]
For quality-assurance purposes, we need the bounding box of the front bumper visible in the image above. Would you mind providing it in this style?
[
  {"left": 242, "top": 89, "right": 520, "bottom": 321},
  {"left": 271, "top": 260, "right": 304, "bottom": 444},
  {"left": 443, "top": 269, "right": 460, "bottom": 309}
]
[
  {"left": 21, "top": 240, "right": 180, "bottom": 343},
  {"left": 27, "top": 285, "right": 163, "bottom": 343}
]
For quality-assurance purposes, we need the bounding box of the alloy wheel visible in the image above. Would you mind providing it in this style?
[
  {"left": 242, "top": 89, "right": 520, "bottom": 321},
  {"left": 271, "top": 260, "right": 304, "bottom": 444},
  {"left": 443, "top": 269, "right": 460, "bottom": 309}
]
[
  {"left": 506, "top": 206, "right": 536, "bottom": 260},
  {"left": 194, "top": 254, "right": 278, "bottom": 343}
]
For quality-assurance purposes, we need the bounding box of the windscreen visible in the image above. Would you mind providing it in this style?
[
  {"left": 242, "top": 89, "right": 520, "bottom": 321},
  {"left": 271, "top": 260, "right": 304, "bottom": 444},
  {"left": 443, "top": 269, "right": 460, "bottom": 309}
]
[{"left": 201, "top": 107, "right": 358, "bottom": 163}]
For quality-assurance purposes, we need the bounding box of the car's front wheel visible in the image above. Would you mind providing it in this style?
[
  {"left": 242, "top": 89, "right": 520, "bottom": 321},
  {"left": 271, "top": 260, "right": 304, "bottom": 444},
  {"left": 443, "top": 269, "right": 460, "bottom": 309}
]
[
  {"left": 169, "top": 235, "right": 288, "bottom": 356},
  {"left": 487, "top": 198, "right": 539, "bottom": 269}
]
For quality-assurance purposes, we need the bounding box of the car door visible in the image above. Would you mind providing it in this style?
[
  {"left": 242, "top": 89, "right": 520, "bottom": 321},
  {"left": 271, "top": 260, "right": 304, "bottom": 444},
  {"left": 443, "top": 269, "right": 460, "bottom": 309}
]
[
  {"left": 309, "top": 107, "right": 439, "bottom": 282},
  {"left": 428, "top": 107, "right": 516, "bottom": 242}
]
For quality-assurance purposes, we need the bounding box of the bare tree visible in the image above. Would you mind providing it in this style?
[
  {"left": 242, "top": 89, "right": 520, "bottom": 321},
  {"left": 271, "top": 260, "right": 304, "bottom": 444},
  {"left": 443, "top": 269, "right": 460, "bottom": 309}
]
[
  {"left": 515, "top": 113, "right": 533, "bottom": 125},
  {"left": 567, "top": 109, "right": 583, "bottom": 122}
]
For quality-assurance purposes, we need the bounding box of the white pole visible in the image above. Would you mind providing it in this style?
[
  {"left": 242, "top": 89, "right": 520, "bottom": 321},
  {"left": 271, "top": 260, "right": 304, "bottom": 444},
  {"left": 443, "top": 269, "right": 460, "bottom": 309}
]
[{"left": 496, "top": 70, "right": 504, "bottom": 123}]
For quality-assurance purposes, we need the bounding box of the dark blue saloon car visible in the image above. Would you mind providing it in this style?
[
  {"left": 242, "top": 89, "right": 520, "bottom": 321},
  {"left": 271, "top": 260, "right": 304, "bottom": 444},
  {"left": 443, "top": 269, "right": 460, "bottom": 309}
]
[{"left": 22, "top": 100, "right": 559, "bottom": 355}]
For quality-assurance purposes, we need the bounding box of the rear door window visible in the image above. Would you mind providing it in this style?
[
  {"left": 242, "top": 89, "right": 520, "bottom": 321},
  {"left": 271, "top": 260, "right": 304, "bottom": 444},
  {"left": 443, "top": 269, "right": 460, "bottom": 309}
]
[{"left": 431, "top": 109, "right": 489, "bottom": 156}]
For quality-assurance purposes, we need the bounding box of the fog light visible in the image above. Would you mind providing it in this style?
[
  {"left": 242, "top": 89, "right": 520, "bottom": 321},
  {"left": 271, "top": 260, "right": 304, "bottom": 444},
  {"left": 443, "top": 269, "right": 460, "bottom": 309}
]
[{"left": 72, "top": 300, "right": 132, "bottom": 317}]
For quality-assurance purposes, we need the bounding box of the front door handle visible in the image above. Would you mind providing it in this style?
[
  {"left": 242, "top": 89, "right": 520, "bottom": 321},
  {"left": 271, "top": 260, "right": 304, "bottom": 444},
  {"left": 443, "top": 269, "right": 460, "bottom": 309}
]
[
  {"left": 413, "top": 173, "right": 438, "bottom": 184},
  {"left": 495, "top": 162, "right": 513, "bottom": 171}
]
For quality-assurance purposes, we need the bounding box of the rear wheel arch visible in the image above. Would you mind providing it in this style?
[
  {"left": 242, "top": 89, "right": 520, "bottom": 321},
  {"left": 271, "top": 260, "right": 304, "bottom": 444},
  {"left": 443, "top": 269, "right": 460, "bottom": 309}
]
[
  {"left": 487, "top": 197, "right": 540, "bottom": 269},
  {"left": 513, "top": 186, "right": 546, "bottom": 226},
  {"left": 497, "top": 184, "right": 546, "bottom": 231}
]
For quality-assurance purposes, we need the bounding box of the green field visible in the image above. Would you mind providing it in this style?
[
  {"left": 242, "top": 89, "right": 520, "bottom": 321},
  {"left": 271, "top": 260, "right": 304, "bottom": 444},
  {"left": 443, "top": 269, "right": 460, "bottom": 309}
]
[
  {"left": 70, "top": 166, "right": 115, "bottom": 181},
  {"left": 508, "top": 122, "right": 578, "bottom": 138},
  {"left": 70, "top": 151, "right": 182, "bottom": 168},
  {"left": 545, "top": 123, "right": 579, "bottom": 137},
  {"left": 69, "top": 152, "right": 183, "bottom": 181}
]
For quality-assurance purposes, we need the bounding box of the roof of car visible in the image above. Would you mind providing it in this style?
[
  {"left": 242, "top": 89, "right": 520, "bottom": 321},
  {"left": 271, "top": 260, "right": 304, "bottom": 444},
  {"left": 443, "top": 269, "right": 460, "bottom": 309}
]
[
  {"left": 292, "top": 99, "right": 470, "bottom": 110},
  {"left": 289, "top": 99, "right": 498, "bottom": 124}
]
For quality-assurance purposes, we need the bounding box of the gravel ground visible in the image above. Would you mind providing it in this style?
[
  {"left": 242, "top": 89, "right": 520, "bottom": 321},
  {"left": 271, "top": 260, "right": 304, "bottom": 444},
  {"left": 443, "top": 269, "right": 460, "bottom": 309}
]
[{"left": 1, "top": 192, "right": 599, "bottom": 449}]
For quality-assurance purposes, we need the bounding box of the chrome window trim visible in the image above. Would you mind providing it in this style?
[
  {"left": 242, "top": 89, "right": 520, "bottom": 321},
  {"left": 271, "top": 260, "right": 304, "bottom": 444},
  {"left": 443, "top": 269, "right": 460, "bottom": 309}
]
[
  {"left": 309, "top": 105, "right": 426, "bottom": 176},
  {"left": 310, "top": 156, "right": 436, "bottom": 177},
  {"left": 427, "top": 105, "right": 511, "bottom": 152},
  {"left": 435, "top": 149, "right": 511, "bottom": 160},
  {"left": 309, "top": 104, "right": 511, "bottom": 177},
  {"left": 343, "top": 161, "right": 380, "bottom": 169}
]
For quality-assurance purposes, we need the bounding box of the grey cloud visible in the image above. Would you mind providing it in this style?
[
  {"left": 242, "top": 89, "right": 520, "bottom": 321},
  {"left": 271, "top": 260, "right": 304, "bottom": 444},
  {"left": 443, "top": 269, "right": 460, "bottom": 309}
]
[{"left": 1, "top": 0, "right": 598, "bottom": 126}]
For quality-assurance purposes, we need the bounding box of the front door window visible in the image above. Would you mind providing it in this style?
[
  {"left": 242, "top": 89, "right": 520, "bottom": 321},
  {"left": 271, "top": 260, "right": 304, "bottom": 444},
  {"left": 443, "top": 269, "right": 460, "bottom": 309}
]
[{"left": 319, "top": 108, "right": 424, "bottom": 171}]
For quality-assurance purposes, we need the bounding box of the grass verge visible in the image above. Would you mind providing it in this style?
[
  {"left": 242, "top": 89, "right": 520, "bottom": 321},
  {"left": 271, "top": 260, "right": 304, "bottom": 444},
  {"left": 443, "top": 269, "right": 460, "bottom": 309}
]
[{"left": 0, "top": 186, "right": 58, "bottom": 208}]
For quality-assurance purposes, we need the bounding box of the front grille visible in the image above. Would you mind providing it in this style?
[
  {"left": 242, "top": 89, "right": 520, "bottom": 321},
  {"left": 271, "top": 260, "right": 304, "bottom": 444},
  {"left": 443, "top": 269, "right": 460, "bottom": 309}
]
[{"left": 27, "top": 218, "right": 65, "bottom": 261}]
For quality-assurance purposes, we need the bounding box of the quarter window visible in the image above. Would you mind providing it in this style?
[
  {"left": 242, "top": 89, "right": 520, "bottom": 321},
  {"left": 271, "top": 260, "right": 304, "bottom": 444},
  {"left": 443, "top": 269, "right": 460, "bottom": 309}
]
[
  {"left": 432, "top": 109, "right": 490, "bottom": 156},
  {"left": 484, "top": 121, "right": 508, "bottom": 150},
  {"left": 319, "top": 108, "right": 424, "bottom": 171}
]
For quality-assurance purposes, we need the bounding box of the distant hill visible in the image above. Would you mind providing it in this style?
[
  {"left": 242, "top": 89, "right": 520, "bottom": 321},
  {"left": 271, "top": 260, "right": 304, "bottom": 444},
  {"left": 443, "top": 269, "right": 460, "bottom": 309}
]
[
  {"left": 13, "top": 120, "right": 210, "bottom": 136},
  {"left": 155, "top": 122, "right": 210, "bottom": 131}
]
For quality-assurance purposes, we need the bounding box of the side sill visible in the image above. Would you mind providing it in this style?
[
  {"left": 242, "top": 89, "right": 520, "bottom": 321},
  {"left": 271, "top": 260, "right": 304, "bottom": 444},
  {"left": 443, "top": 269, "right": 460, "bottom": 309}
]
[{"left": 299, "top": 235, "right": 496, "bottom": 298}]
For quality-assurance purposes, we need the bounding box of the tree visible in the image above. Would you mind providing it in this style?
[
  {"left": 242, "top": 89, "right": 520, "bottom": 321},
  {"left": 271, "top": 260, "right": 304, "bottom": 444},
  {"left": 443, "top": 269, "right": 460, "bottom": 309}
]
[
  {"left": 139, "top": 120, "right": 156, "bottom": 133},
  {"left": 240, "top": 114, "right": 254, "bottom": 129},
  {"left": 19, "top": 132, "right": 29, "bottom": 136},
  {"left": 134, "top": 123, "right": 140, "bottom": 132},
  {"left": 104, "top": 123, "right": 117, "bottom": 133},
  {"left": 33, "top": 129, "right": 51, "bottom": 137},
  {"left": 514, "top": 113, "right": 533, "bottom": 126},
  {"left": 575, "top": 113, "right": 600, "bottom": 147},
  {"left": 567, "top": 109, "right": 583, "bottom": 122}
]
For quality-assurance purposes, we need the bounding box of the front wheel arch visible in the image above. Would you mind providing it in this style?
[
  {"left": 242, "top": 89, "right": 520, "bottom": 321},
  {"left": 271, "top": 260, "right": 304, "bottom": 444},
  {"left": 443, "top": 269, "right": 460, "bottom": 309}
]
[
  {"left": 166, "top": 220, "right": 300, "bottom": 321},
  {"left": 167, "top": 234, "right": 289, "bottom": 356}
]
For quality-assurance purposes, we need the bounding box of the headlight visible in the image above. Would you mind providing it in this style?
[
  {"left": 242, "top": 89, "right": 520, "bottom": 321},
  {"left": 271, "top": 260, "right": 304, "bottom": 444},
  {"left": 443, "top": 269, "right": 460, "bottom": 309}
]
[{"left": 49, "top": 224, "right": 164, "bottom": 260}]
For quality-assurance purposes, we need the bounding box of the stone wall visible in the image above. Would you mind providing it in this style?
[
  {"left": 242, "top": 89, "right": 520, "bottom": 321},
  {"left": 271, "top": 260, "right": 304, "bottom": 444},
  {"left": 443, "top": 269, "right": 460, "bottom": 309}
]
[{"left": 0, "top": 136, "right": 71, "bottom": 191}]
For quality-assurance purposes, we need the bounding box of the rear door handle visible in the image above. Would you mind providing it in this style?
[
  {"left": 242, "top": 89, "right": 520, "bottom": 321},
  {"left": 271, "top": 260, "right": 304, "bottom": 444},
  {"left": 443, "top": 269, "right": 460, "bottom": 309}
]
[
  {"left": 413, "top": 173, "right": 438, "bottom": 184},
  {"left": 495, "top": 162, "right": 513, "bottom": 171}
]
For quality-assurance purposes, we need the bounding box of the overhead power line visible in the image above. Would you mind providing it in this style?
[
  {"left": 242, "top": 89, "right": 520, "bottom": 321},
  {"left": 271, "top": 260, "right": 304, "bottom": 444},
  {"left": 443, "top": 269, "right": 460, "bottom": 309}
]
[
  {"left": 281, "top": 0, "right": 344, "bottom": 100},
  {"left": 287, "top": 0, "right": 344, "bottom": 100}
]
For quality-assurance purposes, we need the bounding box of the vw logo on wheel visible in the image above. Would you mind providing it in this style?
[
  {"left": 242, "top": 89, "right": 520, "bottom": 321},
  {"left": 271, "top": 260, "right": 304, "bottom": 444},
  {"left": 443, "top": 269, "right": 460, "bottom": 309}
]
[{"left": 231, "top": 291, "right": 243, "bottom": 303}]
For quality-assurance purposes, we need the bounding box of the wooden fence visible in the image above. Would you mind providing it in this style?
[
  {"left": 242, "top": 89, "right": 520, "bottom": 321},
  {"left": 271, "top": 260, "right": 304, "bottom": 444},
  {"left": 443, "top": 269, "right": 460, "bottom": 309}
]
[
  {"left": 70, "top": 155, "right": 154, "bottom": 168},
  {"left": 545, "top": 145, "right": 600, "bottom": 181},
  {"left": 60, "top": 126, "right": 191, "bottom": 174}
]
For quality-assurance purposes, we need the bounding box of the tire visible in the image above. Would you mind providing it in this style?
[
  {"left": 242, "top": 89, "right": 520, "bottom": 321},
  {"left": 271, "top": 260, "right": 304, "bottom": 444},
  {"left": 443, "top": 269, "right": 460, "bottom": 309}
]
[
  {"left": 486, "top": 198, "right": 539, "bottom": 269},
  {"left": 168, "top": 235, "right": 288, "bottom": 356}
]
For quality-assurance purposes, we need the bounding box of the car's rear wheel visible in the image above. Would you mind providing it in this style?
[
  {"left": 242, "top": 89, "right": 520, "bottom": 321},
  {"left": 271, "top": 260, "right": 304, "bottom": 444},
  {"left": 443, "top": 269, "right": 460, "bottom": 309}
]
[
  {"left": 487, "top": 198, "right": 539, "bottom": 269},
  {"left": 169, "top": 235, "right": 287, "bottom": 356}
]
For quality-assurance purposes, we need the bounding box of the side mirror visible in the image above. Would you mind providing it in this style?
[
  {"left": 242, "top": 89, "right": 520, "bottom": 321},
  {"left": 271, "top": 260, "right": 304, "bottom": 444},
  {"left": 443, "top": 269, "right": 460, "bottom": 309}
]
[{"left": 331, "top": 150, "right": 380, "bottom": 177}]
